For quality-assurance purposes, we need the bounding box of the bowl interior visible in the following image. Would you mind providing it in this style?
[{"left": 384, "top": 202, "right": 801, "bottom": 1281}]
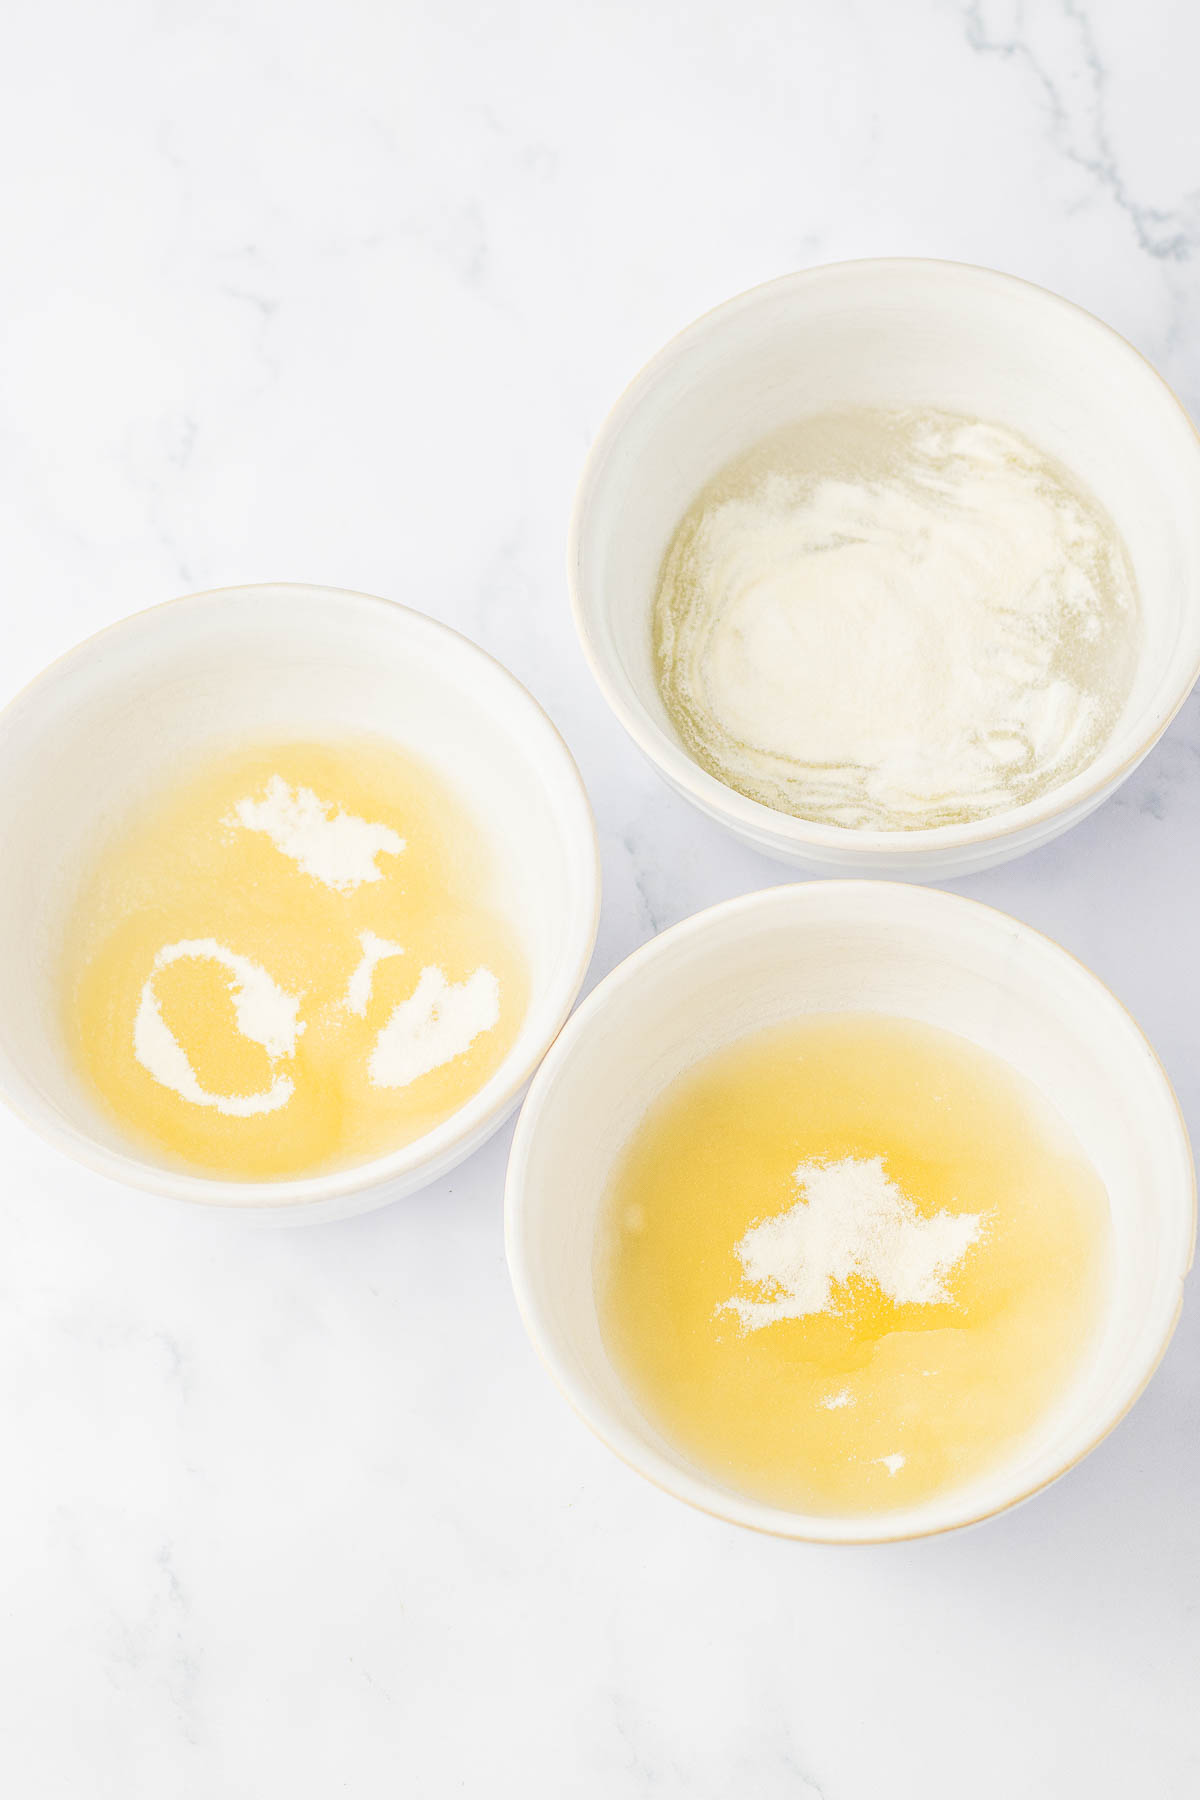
[
  {"left": 572, "top": 262, "right": 1200, "bottom": 849},
  {"left": 0, "top": 586, "right": 597, "bottom": 1201},
  {"left": 507, "top": 884, "right": 1194, "bottom": 1541}
]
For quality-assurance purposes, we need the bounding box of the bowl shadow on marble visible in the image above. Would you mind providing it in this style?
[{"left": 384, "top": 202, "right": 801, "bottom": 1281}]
[
  {"left": 840, "top": 724, "right": 1200, "bottom": 1591},
  {"left": 892, "top": 1296, "right": 1199, "bottom": 1651}
]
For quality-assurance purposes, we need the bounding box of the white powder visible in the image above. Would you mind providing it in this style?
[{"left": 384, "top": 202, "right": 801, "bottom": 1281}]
[
  {"left": 877, "top": 1453, "right": 906, "bottom": 1476},
  {"left": 820, "top": 1388, "right": 854, "bottom": 1410},
  {"left": 719, "top": 1155, "right": 982, "bottom": 1330},
  {"left": 344, "top": 930, "right": 407, "bottom": 1016},
  {"left": 368, "top": 964, "right": 500, "bottom": 1089},
  {"left": 655, "top": 410, "right": 1139, "bottom": 830},
  {"left": 231, "top": 775, "right": 405, "bottom": 892},
  {"left": 133, "top": 938, "right": 304, "bottom": 1116}
]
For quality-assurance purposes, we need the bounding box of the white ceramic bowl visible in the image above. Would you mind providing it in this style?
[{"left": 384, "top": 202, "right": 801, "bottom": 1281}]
[
  {"left": 571, "top": 260, "right": 1200, "bottom": 880},
  {"left": 506, "top": 882, "right": 1195, "bottom": 1542},
  {"left": 0, "top": 584, "right": 600, "bottom": 1224}
]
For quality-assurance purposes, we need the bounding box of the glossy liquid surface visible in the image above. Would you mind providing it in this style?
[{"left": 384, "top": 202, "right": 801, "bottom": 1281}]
[
  {"left": 597, "top": 1015, "right": 1110, "bottom": 1516},
  {"left": 65, "top": 739, "right": 526, "bottom": 1179}
]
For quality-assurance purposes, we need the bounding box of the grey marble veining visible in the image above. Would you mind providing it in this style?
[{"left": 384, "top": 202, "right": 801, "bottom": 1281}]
[{"left": 1, "top": 3, "right": 1198, "bottom": 1795}]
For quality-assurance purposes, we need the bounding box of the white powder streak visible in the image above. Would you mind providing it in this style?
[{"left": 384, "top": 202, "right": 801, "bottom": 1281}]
[
  {"left": 820, "top": 1388, "right": 854, "bottom": 1410},
  {"left": 344, "top": 930, "right": 407, "bottom": 1016},
  {"left": 232, "top": 775, "right": 404, "bottom": 892},
  {"left": 133, "top": 938, "right": 304, "bottom": 1116},
  {"left": 368, "top": 965, "right": 500, "bottom": 1089},
  {"left": 719, "top": 1155, "right": 981, "bottom": 1331}
]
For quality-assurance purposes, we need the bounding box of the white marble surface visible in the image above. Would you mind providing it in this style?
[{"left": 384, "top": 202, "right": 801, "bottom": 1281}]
[{"left": 1, "top": 2, "right": 1198, "bottom": 1793}]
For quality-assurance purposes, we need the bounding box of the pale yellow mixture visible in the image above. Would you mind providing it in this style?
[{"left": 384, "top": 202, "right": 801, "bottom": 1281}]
[
  {"left": 597, "top": 1014, "right": 1110, "bottom": 1515},
  {"left": 65, "top": 738, "right": 526, "bottom": 1179}
]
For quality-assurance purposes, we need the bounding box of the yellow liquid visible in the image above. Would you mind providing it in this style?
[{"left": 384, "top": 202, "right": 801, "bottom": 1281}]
[
  {"left": 65, "top": 739, "right": 526, "bottom": 1179},
  {"left": 597, "top": 1015, "right": 1110, "bottom": 1515}
]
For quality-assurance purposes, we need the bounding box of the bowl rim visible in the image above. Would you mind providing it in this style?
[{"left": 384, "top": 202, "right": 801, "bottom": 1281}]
[
  {"left": 504, "top": 879, "right": 1197, "bottom": 1543},
  {"left": 569, "top": 256, "right": 1200, "bottom": 856},
  {"left": 0, "top": 582, "right": 602, "bottom": 1211}
]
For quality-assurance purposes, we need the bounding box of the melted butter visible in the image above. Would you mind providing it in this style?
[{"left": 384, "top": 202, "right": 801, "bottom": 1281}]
[
  {"left": 65, "top": 738, "right": 526, "bottom": 1179},
  {"left": 596, "top": 1014, "right": 1110, "bottom": 1515}
]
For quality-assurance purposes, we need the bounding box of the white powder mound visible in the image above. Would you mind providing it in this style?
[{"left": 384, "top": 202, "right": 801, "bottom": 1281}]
[
  {"left": 877, "top": 1453, "right": 906, "bottom": 1476},
  {"left": 232, "top": 775, "right": 404, "bottom": 892},
  {"left": 367, "top": 965, "right": 500, "bottom": 1089},
  {"left": 133, "top": 937, "right": 304, "bottom": 1116},
  {"left": 344, "top": 930, "right": 407, "bottom": 1017},
  {"left": 719, "top": 1155, "right": 982, "bottom": 1330}
]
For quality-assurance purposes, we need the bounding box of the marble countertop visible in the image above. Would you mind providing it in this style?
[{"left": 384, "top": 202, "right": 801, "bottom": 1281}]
[{"left": 2, "top": 2, "right": 1198, "bottom": 1794}]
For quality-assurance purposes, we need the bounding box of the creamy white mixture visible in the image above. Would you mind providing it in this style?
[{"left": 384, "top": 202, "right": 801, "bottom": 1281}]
[{"left": 655, "top": 410, "right": 1139, "bottom": 830}]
